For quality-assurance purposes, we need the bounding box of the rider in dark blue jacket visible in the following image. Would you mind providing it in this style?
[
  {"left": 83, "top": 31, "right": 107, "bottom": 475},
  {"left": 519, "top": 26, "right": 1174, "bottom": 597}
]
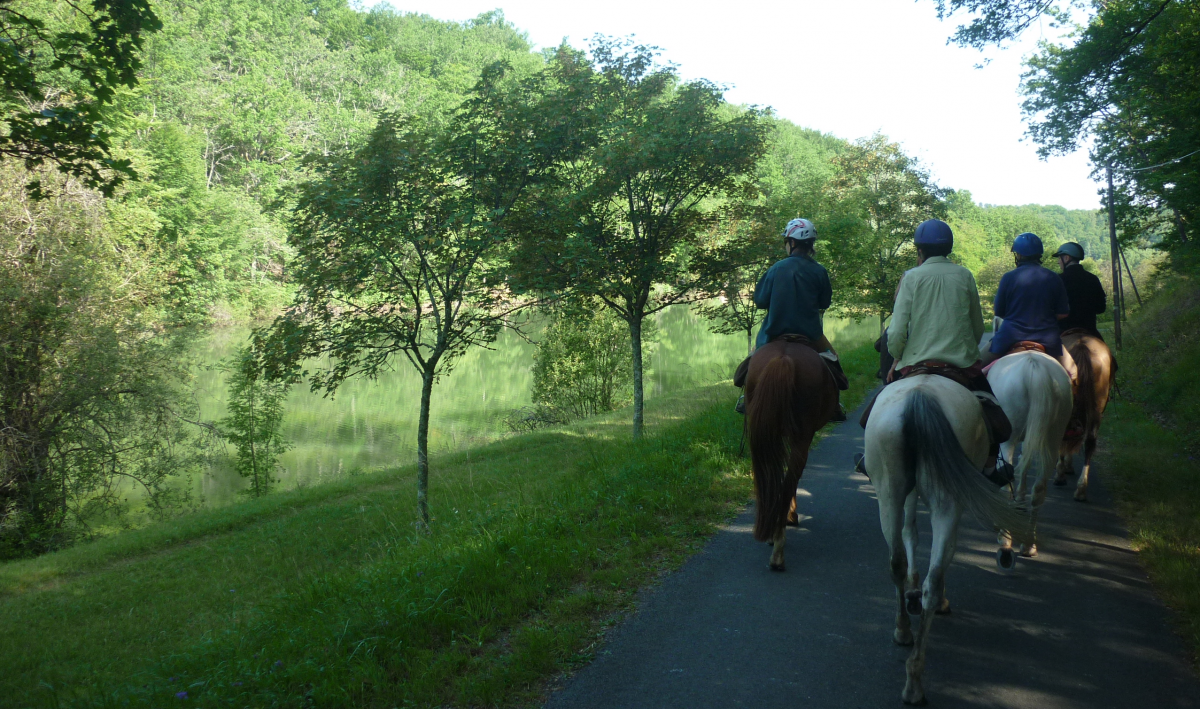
[{"left": 984, "top": 233, "right": 1077, "bottom": 379}]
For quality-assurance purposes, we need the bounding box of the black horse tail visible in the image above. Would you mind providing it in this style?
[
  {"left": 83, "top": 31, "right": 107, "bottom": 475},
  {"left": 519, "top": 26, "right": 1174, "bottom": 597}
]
[{"left": 902, "top": 389, "right": 1033, "bottom": 544}]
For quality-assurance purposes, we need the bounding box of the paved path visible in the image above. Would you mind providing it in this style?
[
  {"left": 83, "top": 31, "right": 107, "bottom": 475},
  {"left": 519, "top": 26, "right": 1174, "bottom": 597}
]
[{"left": 546, "top": 400, "right": 1200, "bottom": 708}]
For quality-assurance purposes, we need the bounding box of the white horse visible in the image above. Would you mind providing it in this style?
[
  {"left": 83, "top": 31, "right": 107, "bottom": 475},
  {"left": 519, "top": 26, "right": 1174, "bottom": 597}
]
[
  {"left": 985, "top": 351, "right": 1074, "bottom": 556},
  {"left": 864, "top": 375, "right": 1032, "bottom": 706}
]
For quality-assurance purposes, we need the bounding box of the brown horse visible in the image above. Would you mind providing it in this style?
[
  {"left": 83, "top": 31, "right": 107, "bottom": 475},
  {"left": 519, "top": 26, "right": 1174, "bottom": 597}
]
[
  {"left": 744, "top": 337, "right": 838, "bottom": 571},
  {"left": 1055, "top": 330, "right": 1116, "bottom": 501}
]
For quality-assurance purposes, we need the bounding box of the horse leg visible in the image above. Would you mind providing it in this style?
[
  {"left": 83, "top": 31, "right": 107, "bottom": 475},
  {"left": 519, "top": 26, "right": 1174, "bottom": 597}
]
[
  {"left": 786, "top": 495, "right": 800, "bottom": 526},
  {"left": 903, "top": 499, "right": 961, "bottom": 706},
  {"left": 1020, "top": 445, "right": 1053, "bottom": 558},
  {"left": 1054, "top": 451, "right": 1074, "bottom": 486},
  {"left": 769, "top": 523, "right": 786, "bottom": 571},
  {"left": 1075, "top": 432, "right": 1097, "bottom": 502},
  {"left": 878, "top": 476, "right": 913, "bottom": 647}
]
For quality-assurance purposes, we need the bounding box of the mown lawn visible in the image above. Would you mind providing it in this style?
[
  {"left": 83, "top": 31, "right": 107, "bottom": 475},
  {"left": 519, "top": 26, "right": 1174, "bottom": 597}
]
[
  {"left": 1094, "top": 268, "right": 1200, "bottom": 668},
  {"left": 0, "top": 342, "right": 878, "bottom": 709}
]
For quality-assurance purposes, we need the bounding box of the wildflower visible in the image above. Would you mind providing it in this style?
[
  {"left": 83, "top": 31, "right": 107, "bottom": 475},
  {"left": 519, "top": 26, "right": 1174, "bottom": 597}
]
[
  {"left": 176, "top": 691, "right": 188, "bottom": 699},
  {"left": 232, "top": 682, "right": 243, "bottom": 687},
  {"left": 274, "top": 660, "right": 283, "bottom": 668}
]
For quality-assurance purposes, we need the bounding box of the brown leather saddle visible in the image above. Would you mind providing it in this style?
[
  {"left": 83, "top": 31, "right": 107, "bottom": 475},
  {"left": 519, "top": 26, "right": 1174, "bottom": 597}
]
[{"left": 733, "top": 334, "right": 848, "bottom": 391}]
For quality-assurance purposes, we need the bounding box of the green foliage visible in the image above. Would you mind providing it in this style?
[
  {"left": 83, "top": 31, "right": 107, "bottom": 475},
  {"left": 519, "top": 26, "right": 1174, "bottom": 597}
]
[
  {"left": 0, "top": 162, "right": 197, "bottom": 558},
  {"left": 828, "top": 134, "right": 947, "bottom": 323},
  {"left": 1094, "top": 261, "right": 1200, "bottom": 663},
  {"left": 0, "top": 0, "right": 161, "bottom": 197},
  {"left": 0, "top": 386, "right": 752, "bottom": 708},
  {"left": 510, "top": 39, "right": 771, "bottom": 438},
  {"left": 258, "top": 54, "right": 594, "bottom": 529},
  {"left": 219, "top": 346, "right": 290, "bottom": 497},
  {"left": 930, "top": 0, "right": 1199, "bottom": 254},
  {"left": 532, "top": 301, "right": 634, "bottom": 420}
]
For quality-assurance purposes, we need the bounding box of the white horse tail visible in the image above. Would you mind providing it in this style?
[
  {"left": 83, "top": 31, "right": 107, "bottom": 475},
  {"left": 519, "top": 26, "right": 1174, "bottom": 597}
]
[
  {"left": 1014, "top": 356, "right": 1071, "bottom": 496},
  {"left": 902, "top": 389, "right": 1033, "bottom": 543}
]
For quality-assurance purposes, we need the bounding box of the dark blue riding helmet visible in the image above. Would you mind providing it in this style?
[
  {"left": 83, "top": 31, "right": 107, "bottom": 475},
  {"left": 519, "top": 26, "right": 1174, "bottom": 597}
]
[
  {"left": 1011, "top": 232, "right": 1044, "bottom": 257},
  {"left": 914, "top": 219, "right": 953, "bottom": 246}
]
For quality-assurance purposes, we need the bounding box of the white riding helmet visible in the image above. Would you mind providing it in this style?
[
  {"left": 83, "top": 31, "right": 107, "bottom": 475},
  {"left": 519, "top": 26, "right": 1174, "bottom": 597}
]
[{"left": 783, "top": 218, "right": 816, "bottom": 242}]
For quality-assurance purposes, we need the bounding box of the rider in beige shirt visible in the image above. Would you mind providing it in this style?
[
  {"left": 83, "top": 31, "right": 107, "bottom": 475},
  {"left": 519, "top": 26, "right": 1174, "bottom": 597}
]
[{"left": 888, "top": 256, "right": 985, "bottom": 370}]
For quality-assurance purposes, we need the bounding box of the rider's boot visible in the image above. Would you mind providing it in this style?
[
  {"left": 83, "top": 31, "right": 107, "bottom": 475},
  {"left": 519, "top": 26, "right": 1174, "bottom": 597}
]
[{"left": 976, "top": 392, "right": 1014, "bottom": 486}]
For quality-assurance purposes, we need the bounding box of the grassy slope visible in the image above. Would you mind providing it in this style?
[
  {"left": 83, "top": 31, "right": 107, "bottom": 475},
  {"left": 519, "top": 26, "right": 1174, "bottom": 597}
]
[
  {"left": 1095, "top": 267, "right": 1200, "bottom": 666},
  {"left": 1, "top": 344, "right": 879, "bottom": 708}
]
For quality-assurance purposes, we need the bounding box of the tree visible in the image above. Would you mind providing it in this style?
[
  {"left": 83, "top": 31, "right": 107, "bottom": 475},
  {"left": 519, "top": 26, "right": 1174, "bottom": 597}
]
[
  {"left": 0, "top": 0, "right": 161, "bottom": 197},
  {"left": 220, "top": 346, "right": 290, "bottom": 498},
  {"left": 256, "top": 56, "right": 590, "bottom": 531},
  {"left": 511, "top": 40, "right": 770, "bottom": 438},
  {"left": 0, "top": 162, "right": 196, "bottom": 557},
  {"left": 929, "top": 0, "right": 1198, "bottom": 251},
  {"left": 693, "top": 215, "right": 773, "bottom": 356},
  {"left": 830, "top": 134, "right": 946, "bottom": 333}
]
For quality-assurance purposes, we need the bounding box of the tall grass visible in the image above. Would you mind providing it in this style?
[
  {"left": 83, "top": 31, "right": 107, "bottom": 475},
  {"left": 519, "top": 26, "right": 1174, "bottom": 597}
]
[{"left": 1096, "top": 263, "right": 1200, "bottom": 666}]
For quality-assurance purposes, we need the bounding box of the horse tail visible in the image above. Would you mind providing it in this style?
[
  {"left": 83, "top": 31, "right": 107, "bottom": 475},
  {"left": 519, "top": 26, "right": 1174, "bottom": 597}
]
[
  {"left": 1015, "top": 356, "right": 1072, "bottom": 488},
  {"left": 902, "top": 389, "right": 1032, "bottom": 543},
  {"left": 747, "top": 354, "right": 799, "bottom": 543},
  {"left": 1068, "top": 339, "right": 1098, "bottom": 446}
]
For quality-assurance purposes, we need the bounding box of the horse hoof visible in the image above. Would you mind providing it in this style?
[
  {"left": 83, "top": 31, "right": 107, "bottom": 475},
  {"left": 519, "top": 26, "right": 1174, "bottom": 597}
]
[
  {"left": 905, "top": 589, "right": 923, "bottom": 615},
  {"left": 769, "top": 562, "right": 785, "bottom": 573},
  {"left": 902, "top": 682, "right": 927, "bottom": 706},
  {"left": 935, "top": 597, "right": 951, "bottom": 615},
  {"left": 1074, "top": 491, "right": 1088, "bottom": 502},
  {"left": 1019, "top": 544, "right": 1038, "bottom": 558},
  {"left": 997, "top": 547, "right": 1017, "bottom": 572},
  {"left": 893, "top": 628, "right": 914, "bottom": 646},
  {"left": 786, "top": 518, "right": 800, "bottom": 528}
]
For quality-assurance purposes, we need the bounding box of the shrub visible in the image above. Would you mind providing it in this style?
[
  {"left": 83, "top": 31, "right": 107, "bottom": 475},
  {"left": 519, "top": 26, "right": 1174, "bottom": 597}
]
[{"left": 531, "top": 303, "right": 634, "bottom": 421}]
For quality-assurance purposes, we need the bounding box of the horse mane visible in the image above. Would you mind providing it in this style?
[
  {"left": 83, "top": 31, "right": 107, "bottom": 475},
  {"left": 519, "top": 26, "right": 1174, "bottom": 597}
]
[{"left": 747, "top": 354, "right": 800, "bottom": 543}]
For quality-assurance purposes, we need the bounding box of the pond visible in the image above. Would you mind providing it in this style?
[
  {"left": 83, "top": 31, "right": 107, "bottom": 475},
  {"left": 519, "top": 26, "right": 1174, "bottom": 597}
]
[{"left": 190, "top": 307, "right": 877, "bottom": 506}]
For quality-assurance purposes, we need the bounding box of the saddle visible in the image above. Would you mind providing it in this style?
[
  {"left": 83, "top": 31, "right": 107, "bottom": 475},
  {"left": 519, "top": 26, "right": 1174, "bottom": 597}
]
[
  {"left": 732, "top": 334, "right": 848, "bottom": 391},
  {"left": 859, "top": 359, "right": 1012, "bottom": 447}
]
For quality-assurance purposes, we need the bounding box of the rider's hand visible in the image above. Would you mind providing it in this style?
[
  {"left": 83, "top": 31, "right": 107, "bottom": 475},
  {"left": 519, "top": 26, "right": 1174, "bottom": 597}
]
[{"left": 886, "top": 362, "right": 897, "bottom": 384}]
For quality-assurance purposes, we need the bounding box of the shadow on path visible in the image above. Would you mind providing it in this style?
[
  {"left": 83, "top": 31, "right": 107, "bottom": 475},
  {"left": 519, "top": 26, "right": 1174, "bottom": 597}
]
[{"left": 545, "top": 398, "right": 1199, "bottom": 708}]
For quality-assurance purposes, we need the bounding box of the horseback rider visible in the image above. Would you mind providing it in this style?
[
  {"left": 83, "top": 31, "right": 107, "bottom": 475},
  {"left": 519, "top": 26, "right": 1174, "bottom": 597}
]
[
  {"left": 857, "top": 219, "right": 1012, "bottom": 484},
  {"left": 1053, "top": 241, "right": 1107, "bottom": 338},
  {"left": 982, "top": 233, "right": 1078, "bottom": 381},
  {"left": 734, "top": 218, "right": 848, "bottom": 421}
]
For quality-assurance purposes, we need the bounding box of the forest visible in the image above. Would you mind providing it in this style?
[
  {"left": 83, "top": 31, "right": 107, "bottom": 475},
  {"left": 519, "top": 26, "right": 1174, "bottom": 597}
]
[{"left": 0, "top": 0, "right": 1176, "bottom": 556}]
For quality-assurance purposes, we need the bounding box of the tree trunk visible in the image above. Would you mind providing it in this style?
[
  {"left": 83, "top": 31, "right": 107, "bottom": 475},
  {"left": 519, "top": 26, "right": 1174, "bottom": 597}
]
[
  {"left": 746, "top": 328, "right": 753, "bottom": 356},
  {"left": 629, "top": 315, "right": 644, "bottom": 440},
  {"left": 416, "top": 367, "right": 435, "bottom": 533}
]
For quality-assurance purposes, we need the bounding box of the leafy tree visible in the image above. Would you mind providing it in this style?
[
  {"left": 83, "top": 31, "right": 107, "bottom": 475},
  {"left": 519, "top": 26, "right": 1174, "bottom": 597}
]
[
  {"left": 930, "top": 0, "right": 1198, "bottom": 252},
  {"left": 0, "top": 162, "right": 196, "bottom": 557},
  {"left": 829, "top": 134, "right": 946, "bottom": 332},
  {"left": 693, "top": 215, "right": 773, "bottom": 355},
  {"left": 510, "top": 40, "right": 770, "bottom": 438},
  {"left": 0, "top": 0, "right": 161, "bottom": 197},
  {"left": 257, "top": 56, "right": 591, "bottom": 531},
  {"left": 220, "top": 346, "right": 290, "bottom": 498},
  {"left": 531, "top": 300, "right": 633, "bottom": 420}
]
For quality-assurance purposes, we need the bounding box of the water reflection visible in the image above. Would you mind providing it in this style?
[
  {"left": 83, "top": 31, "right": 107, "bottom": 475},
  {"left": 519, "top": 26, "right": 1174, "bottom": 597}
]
[{"left": 192, "top": 306, "right": 877, "bottom": 505}]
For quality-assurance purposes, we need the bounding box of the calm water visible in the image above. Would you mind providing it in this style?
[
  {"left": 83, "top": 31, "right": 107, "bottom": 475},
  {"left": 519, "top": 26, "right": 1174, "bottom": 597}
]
[{"left": 191, "top": 307, "right": 876, "bottom": 505}]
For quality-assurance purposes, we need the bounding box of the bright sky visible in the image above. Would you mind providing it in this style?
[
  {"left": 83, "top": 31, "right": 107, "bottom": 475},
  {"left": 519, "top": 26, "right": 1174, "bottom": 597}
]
[{"left": 387, "top": 0, "right": 1102, "bottom": 210}]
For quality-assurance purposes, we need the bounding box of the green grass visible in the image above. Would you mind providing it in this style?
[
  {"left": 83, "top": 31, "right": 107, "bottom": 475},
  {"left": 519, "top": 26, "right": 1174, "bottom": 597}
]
[
  {"left": 0, "top": 343, "right": 878, "bottom": 708},
  {"left": 1094, "top": 265, "right": 1200, "bottom": 667}
]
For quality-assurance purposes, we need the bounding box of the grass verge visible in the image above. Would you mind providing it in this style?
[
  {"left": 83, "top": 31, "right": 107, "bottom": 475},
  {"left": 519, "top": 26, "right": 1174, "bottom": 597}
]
[
  {"left": 0, "top": 343, "right": 878, "bottom": 708},
  {"left": 1094, "top": 263, "right": 1200, "bottom": 667}
]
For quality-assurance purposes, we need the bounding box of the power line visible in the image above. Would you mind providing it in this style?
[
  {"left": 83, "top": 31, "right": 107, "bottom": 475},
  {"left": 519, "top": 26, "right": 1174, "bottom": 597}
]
[{"left": 1125, "top": 148, "right": 1200, "bottom": 173}]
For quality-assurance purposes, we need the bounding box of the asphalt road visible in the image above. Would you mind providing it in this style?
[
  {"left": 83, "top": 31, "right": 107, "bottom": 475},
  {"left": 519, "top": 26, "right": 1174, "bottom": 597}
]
[{"left": 545, "top": 398, "right": 1200, "bottom": 709}]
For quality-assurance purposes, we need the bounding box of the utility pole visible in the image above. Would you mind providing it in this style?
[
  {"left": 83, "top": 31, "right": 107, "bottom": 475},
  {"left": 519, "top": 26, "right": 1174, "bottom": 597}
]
[{"left": 1106, "top": 165, "right": 1123, "bottom": 349}]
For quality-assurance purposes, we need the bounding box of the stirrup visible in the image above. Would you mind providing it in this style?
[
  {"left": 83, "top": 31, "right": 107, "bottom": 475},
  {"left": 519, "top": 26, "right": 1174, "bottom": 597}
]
[
  {"left": 819, "top": 349, "right": 839, "bottom": 362},
  {"left": 734, "top": 394, "right": 746, "bottom": 415},
  {"left": 853, "top": 453, "right": 868, "bottom": 477}
]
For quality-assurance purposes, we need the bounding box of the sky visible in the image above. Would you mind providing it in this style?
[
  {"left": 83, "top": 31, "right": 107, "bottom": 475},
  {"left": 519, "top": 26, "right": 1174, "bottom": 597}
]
[{"left": 387, "top": 0, "right": 1103, "bottom": 210}]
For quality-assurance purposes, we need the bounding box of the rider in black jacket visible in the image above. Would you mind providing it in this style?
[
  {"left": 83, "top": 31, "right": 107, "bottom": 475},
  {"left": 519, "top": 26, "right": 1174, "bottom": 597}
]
[{"left": 1053, "top": 242, "right": 1107, "bottom": 337}]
